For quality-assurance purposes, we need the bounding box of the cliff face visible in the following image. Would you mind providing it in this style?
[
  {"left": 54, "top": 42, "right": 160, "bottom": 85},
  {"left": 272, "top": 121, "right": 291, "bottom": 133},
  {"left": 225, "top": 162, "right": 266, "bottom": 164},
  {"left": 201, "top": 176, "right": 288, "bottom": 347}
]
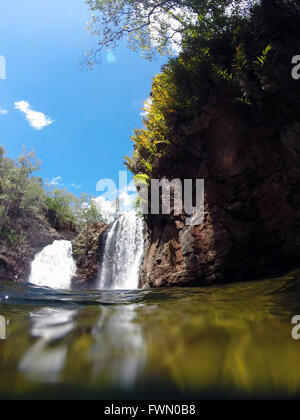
[
  {"left": 139, "top": 1, "right": 300, "bottom": 287},
  {"left": 0, "top": 214, "right": 108, "bottom": 286},
  {"left": 72, "top": 222, "right": 110, "bottom": 287},
  {"left": 0, "top": 213, "right": 74, "bottom": 282},
  {"left": 140, "top": 97, "right": 300, "bottom": 287}
]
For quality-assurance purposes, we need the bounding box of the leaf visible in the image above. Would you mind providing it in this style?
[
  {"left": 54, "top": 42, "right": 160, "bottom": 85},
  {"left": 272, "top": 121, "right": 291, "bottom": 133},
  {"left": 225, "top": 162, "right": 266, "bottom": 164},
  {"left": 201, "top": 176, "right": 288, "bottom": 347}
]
[
  {"left": 254, "top": 44, "right": 272, "bottom": 67},
  {"left": 134, "top": 173, "right": 150, "bottom": 186},
  {"left": 124, "top": 156, "right": 135, "bottom": 172}
]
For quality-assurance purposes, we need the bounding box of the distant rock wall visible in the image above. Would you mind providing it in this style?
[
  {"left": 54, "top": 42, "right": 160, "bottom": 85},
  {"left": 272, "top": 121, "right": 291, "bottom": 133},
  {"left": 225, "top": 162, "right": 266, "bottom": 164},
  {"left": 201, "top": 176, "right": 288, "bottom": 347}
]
[
  {"left": 0, "top": 213, "right": 69, "bottom": 282},
  {"left": 0, "top": 210, "right": 109, "bottom": 286},
  {"left": 72, "top": 222, "right": 110, "bottom": 287}
]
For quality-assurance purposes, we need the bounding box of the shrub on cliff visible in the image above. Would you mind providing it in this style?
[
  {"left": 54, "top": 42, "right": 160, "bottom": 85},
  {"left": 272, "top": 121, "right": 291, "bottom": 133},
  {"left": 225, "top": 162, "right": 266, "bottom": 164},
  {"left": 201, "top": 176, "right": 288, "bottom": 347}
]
[
  {"left": 0, "top": 147, "right": 44, "bottom": 237},
  {"left": 124, "top": 0, "right": 300, "bottom": 178},
  {"left": 45, "top": 188, "right": 77, "bottom": 228},
  {"left": 0, "top": 148, "right": 105, "bottom": 245}
]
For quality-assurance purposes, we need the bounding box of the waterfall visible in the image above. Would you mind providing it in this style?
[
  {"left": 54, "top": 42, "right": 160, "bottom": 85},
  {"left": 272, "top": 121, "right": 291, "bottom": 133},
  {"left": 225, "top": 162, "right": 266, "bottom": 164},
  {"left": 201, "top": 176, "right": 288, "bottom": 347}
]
[
  {"left": 99, "top": 210, "right": 144, "bottom": 290},
  {"left": 29, "top": 240, "right": 76, "bottom": 290}
]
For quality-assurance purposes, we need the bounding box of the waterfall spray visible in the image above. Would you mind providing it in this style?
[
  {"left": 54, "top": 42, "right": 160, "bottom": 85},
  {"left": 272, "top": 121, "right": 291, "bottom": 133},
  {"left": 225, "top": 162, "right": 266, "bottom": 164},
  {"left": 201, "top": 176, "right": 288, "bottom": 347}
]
[
  {"left": 29, "top": 240, "right": 76, "bottom": 289},
  {"left": 99, "top": 211, "right": 144, "bottom": 290}
]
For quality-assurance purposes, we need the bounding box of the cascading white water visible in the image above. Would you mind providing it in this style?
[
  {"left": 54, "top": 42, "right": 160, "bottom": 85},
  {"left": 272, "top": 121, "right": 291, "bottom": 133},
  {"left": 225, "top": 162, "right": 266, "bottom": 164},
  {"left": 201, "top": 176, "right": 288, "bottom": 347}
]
[
  {"left": 99, "top": 210, "right": 144, "bottom": 290},
  {"left": 29, "top": 240, "right": 76, "bottom": 290}
]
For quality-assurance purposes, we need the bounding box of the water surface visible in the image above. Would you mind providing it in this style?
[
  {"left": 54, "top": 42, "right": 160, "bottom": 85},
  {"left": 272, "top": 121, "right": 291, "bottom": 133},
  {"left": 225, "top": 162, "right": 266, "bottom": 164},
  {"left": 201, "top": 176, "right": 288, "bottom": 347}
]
[{"left": 1, "top": 270, "right": 300, "bottom": 399}]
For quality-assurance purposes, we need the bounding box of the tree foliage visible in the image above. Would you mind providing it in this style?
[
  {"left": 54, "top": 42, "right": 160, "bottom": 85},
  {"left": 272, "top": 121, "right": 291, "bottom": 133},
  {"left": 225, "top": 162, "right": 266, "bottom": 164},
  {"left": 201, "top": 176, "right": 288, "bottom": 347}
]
[
  {"left": 0, "top": 148, "right": 104, "bottom": 245},
  {"left": 124, "top": 0, "right": 285, "bottom": 180},
  {"left": 86, "top": 0, "right": 257, "bottom": 62},
  {"left": 74, "top": 193, "right": 103, "bottom": 228},
  {"left": 45, "top": 188, "right": 77, "bottom": 226},
  {"left": 0, "top": 147, "right": 43, "bottom": 236},
  {"left": 74, "top": 193, "right": 104, "bottom": 255}
]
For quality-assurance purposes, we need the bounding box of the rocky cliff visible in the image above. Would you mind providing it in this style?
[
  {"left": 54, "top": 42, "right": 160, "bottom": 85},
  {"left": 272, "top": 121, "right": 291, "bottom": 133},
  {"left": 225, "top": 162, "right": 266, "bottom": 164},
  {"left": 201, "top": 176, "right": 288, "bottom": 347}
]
[
  {"left": 0, "top": 214, "right": 109, "bottom": 286},
  {"left": 72, "top": 222, "right": 110, "bottom": 287},
  {"left": 0, "top": 213, "right": 75, "bottom": 282},
  {"left": 138, "top": 0, "right": 300, "bottom": 287}
]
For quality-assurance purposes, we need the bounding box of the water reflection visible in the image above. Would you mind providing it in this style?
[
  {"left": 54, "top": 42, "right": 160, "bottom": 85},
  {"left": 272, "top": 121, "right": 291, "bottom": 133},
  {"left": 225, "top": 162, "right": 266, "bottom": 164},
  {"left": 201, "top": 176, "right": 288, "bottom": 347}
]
[
  {"left": 19, "top": 308, "right": 77, "bottom": 383},
  {"left": 1, "top": 271, "right": 300, "bottom": 398},
  {"left": 17, "top": 304, "right": 147, "bottom": 389},
  {"left": 90, "top": 304, "right": 146, "bottom": 388},
  {"left": 29, "top": 308, "right": 76, "bottom": 341},
  {"left": 0, "top": 315, "right": 7, "bottom": 340}
]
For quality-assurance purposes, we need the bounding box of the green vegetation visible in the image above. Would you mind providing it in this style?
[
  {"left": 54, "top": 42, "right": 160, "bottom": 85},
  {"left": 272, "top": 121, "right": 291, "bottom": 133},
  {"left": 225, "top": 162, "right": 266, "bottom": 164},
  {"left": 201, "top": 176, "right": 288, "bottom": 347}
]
[
  {"left": 0, "top": 147, "right": 103, "bottom": 246},
  {"left": 45, "top": 188, "right": 77, "bottom": 227},
  {"left": 86, "top": 0, "right": 255, "bottom": 62},
  {"left": 119, "top": 0, "right": 281, "bottom": 178},
  {"left": 74, "top": 193, "right": 104, "bottom": 254},
  {"left": 87, "top": 1, "right": 283, "bottom": 184},
  {"left": 0, "top": 147, "right": 43, "bottom": 237}
]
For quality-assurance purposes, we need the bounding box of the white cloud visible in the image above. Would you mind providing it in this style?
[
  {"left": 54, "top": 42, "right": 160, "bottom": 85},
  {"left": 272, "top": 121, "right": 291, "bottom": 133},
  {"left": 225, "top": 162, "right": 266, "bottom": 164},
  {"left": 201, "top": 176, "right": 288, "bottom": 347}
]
[
  {"left": 119, "top": 187, "right": 137, "bottom": 210},
  {"left": 14, "top": 100, "right": 54, "bottom": 130},
  {"left": 94, "top": 185, "right": 138, "bottom": 223},
  {"left": 94, "top": 196, "right": 117, "bottom": 223},
  {"left": 49, "top": 176, "right": 63, "bottom": 186},
  {"left": 140, "top": 97, "right": 152, "bottom": 118},
  {"left": 0, "top": 108, "right": 8, "bottom": 115}
]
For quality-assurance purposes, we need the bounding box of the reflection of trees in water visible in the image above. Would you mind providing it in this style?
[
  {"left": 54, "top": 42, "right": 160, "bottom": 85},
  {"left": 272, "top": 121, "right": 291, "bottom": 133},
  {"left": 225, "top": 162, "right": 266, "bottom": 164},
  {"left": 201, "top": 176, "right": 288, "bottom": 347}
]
[
  {"left": 89, "top": 304, "right": 147, "bottom": 388},
  {"left": 12, "top": 271, "right": 300, "bottom": 397},
  {"left": 19, "top": 308, "right": 77, "bottom": 383}
]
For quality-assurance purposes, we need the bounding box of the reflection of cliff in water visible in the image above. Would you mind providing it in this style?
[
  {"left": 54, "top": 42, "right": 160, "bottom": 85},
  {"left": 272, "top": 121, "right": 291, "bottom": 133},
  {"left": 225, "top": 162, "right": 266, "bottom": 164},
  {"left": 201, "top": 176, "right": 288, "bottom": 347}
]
[{"left": 1, "top": 270, "right": 300, "bottom": 398}]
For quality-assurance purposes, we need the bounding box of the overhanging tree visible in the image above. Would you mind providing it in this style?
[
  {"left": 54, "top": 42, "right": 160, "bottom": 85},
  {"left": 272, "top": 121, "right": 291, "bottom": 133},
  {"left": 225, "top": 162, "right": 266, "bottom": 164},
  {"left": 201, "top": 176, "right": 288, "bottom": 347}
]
[{"left": 85, "top": 0, "right": 257, "bottom": 63}]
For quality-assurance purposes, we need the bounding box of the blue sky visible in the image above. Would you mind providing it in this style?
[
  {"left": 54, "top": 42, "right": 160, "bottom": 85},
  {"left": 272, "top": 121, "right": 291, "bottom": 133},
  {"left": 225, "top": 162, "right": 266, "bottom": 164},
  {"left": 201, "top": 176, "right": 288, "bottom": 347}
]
[{"left": 0, "top": 0, "right": 166, "bottom": 196}]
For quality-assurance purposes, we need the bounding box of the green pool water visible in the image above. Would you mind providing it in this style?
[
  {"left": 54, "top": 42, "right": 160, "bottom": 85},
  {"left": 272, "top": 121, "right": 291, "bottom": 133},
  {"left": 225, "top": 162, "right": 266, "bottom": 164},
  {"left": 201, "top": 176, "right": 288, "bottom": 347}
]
[{"left": 1, "top": 269, "right": 300, "bottom": 400}]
